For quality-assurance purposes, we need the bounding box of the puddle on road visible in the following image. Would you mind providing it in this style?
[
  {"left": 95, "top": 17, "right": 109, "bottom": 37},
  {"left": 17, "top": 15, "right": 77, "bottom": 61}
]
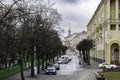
[{"left": 57, "top": 70, "right": 74, "bottom": 75}]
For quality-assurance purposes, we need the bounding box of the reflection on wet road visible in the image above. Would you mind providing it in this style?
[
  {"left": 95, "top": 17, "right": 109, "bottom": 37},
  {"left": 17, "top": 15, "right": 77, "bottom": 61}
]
[{"left": 57, "top": 54, "right": 80, "bottom": 75}]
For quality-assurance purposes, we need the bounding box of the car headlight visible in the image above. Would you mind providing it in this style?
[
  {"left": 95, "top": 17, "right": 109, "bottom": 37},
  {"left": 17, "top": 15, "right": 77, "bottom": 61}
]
[{"left": 53, "top": 70, "right": 56, "bottom": 72}]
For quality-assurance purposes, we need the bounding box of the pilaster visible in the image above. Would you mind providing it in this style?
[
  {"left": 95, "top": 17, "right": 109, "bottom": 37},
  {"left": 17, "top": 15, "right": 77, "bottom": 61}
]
[
  {"left": 116, "top": 0, "right": 119, "bottom": 19},
  {"left": 107, "top": 0, "right": 110, "bottom": 19}
]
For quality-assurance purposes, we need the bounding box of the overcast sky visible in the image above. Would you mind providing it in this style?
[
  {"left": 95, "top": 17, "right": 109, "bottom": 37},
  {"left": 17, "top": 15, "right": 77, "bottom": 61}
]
[{"left": 52, "top": 0, "right": 101, "bottom": 36}]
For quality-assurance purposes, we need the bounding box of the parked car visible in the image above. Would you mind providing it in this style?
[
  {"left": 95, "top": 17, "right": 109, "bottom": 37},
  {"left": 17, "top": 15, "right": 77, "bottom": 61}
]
[
  {"left": 58, "top": 58, "right": 63, "bottom": 64},
  {"left": 99, "top": 62, "right": 117, "bottom": 69},
  {"left": 54, "top": 63, "right": 60, "bottom": 70},
  {"left": 61, "top": 55, "right": 71, "bottom": 62},
  {"left": 58, "top": 57, "right": 69, "bottom": 64},
  {"left": 95, "top": 72, "right": 105, "bottom": 80},
  {"left": 62, "top": 59, "right": 69, "bottom": 64},
  {"left": 45, "top": 65, "right": 56, "bottom": 75}
]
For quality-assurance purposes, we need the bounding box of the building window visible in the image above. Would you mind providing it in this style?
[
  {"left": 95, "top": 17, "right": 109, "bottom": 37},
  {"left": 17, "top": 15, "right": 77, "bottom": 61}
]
[
  {"left": 119, "top": 4, "right": 120, "bottom": 9},
  {"left": 110, "top": 24, "right": 116, "bottom": 30},
  {"left": 119, "top": 14, "right": 120, "bottom": 19},
  {"left": 119, "top": 25, "right": 120, "bottom": 30}
]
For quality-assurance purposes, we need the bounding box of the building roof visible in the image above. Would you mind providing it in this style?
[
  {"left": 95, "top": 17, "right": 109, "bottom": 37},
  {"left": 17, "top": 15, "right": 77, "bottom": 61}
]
[
  {"left": 87, "top": 0, "right": 105, "bottom": 27},
  {"left": 64, "top": 31, "right": 87, "bottom": 39}
]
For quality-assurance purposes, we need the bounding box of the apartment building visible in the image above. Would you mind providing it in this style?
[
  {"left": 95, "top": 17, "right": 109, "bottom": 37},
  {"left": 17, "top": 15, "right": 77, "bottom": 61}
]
[{"left": 87, "top": 0, "right": 120, "bottom": 64}]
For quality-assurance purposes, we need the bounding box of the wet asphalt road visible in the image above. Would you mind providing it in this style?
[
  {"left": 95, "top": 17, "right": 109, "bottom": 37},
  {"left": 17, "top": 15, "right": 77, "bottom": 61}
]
[
  {"left": 25, "top": 54, "right": 100, "bottom": 80},
  {"left": 25, "top": 69, "right": 98, "bottom": 80}
]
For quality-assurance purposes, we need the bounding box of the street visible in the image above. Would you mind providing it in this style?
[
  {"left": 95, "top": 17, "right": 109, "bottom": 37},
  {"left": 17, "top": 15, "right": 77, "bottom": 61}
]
[
  {"left": 25, "top": 69, "right": 98, "bottom": 80},
  {"left": 57, "top": 54, "right": 79, "bottom": 75},
  {"left": 25, "top": 54, "right": 100, "bottom": 80},
  {"left": 2, "top": 50, "right": 101, "bottom": 80}
]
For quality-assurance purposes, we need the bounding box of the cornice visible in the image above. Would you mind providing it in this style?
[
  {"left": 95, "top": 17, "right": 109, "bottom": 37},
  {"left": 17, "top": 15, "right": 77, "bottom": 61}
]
[{"left": 87, "top": 0, "right": 107, "bottom": 27}]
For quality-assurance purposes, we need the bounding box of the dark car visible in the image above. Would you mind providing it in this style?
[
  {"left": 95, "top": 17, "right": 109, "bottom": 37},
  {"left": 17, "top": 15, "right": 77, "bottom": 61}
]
[
  {"left": 95, "top": 72, "right": 105, "bottom": 80},
  {"left": 45, "top": 66, "right": 56, "bottom": 75}
]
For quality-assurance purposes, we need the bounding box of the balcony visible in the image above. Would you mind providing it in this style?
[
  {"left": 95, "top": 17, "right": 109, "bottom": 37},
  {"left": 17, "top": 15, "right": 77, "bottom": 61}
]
[{"left": 104, "top": 19, "right": 120, "bottom": 24}]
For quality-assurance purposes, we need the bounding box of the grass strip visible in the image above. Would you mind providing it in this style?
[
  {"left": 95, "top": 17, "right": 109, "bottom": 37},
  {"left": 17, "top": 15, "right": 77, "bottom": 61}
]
[
  {"left": 0, "top": 63, "right": 27, "bottom": 79},
  {"left": 0, "top": 59, "right": 42, "bottom": 79},
  {"left": 101, "top": 72, "right": 120, "bottom": 80}
]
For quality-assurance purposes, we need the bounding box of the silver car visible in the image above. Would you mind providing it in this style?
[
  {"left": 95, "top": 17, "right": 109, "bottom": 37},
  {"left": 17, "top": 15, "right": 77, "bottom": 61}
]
[{"left": 45, "top": 66, "right": 56, "bottom": 75}]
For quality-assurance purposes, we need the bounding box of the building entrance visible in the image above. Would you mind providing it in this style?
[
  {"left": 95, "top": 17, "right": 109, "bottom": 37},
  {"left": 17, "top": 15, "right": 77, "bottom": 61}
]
[{"left": 111, "top": 43, "right": 119, "bottom": 64}]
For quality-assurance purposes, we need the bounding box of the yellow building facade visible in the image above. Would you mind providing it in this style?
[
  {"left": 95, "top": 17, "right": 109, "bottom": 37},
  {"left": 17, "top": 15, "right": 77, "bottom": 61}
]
[{"left": 87, "top": 0, "right": 120, "bottom": 64}]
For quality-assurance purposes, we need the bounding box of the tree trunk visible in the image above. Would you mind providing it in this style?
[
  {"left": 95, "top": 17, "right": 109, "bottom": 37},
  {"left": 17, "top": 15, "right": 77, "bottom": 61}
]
[
  {"left": 8, "top": 60, "right": 11, "bottom": 68},
  {"left": 37, "top": 57, "right": 40, "bottom": 74},
  {"left": 5, "top": 59, "right": 7, "bottom": 69},
  {"left": 45, "top": 55, "right": 48, "bottom": 68},
  {"left": 20, "top": 57, "right": 24, "bottom": 80},
  {"left": 82, "top": 50, "right": 86, "bottom": 62},
  {"left": 31, "top": 55, "right": 34, "bottom": 76},
  {"left": 42, "top": 55, "right": 45, "bottom": 71},
  {"left": 53, "top": 57, "right": 55, "bottom": 64},
  {"left": 31, "top": 48, "right": 35, "bottom": 77},
  {"left": 19, "top": 48, "right": 24, "bottom": 80},
  {"left": 87, "top": 50, "right": 90, "bottom": 65},
  {"left": 85, "top": 51, "right": 88, "bottom": 63}
]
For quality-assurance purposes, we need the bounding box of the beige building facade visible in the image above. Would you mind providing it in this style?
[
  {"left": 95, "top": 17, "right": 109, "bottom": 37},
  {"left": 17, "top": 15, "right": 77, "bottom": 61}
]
[{"left": 87, "top": 0, "right": 120, "bottom": 64}]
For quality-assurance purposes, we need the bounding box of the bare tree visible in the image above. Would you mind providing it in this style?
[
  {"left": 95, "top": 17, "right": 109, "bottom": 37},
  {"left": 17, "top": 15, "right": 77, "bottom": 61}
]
[{"left": 0, "top": 0, "right": 62, "bottom": 79}]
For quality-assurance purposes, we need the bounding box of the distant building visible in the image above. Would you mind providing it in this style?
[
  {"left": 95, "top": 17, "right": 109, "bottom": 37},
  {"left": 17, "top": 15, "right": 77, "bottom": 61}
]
[
  {"left": 73, "top": 31, "right": 87, "bottom": 47},
  {"left": 64, "top": 33, "right": 78, "bottom": 48},
  {"left": 64, "top": 31, "right": 87, "bottom": 48},
  {"left": 87, "top": 0, "right": 120, "bottom": 64}
]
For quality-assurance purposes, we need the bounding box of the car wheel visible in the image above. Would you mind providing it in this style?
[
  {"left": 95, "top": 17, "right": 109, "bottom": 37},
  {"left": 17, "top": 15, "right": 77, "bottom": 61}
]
[
  {"left": 111, "top": 66, "right": 114, "bottom": 69},
  {"left": 103, "top": 66, "right": 106, "bottom": 69},
  {"left": 54, "top": 72, "right": 56, "bottom": 75},
  {"left": 57, "top": 68, "right": 59, "bottom": 70}
]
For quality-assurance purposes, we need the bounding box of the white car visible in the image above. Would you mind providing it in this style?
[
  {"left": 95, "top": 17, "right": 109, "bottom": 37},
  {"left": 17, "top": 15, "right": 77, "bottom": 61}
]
[
  {"left": 99, "top": 63, "right": 117, "bottom": 69},
  {"left": 58, "top": 58, "right": 63, "bottom": 64}
]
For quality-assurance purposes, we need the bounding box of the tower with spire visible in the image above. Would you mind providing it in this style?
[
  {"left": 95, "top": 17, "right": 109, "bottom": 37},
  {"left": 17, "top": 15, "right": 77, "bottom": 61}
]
[{"left": 68, "top": 23, "right": 71, "bottom": 36}]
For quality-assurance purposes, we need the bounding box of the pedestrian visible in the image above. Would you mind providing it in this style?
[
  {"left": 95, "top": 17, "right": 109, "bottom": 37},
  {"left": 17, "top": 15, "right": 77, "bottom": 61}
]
[{"left": 79, "top": 60, "right": 81, "bottom": 64}]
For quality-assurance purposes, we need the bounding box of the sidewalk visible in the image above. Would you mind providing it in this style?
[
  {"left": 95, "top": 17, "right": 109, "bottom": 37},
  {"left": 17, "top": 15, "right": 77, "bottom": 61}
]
[
  {"left": 90, "top": 58, "right": 100, "bottom": 67},
  {"left": 80, "top": 58, "right": 100, "bottom": 68}
]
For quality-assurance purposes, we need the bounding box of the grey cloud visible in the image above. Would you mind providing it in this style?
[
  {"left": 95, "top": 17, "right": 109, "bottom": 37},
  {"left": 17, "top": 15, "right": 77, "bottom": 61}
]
[
  {"left": 62, "top": 0, "right": 77, "bottom": 4},
  {"left": 60, "top": 12, "right": 89, "bottom": 34},
  {"left": 53, "top": 0, "right": 101, "bottom": 36},
  {"left": 55, "top": 0, "right": 78, "bottom": 5}
]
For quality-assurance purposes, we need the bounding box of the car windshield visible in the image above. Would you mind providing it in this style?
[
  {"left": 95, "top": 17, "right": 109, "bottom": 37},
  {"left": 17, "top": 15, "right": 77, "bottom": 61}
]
[
  {"left": 101, "top": 62, "right": 107, "bottom": 64},
  {"left": 47, "top": 67, "right": 55, "bottom": 70}
]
